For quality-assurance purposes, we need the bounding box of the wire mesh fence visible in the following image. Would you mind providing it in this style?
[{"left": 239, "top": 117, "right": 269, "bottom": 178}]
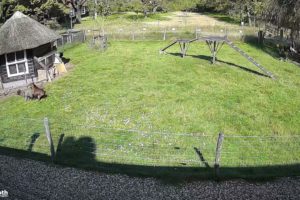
[
  {"left": 0, "top": 116, "right": 300, "bottom": 178},
  {"left": 84, "top": 26, "right": 254, "bottom": 42},
  {"left": 57, "top": 30, "right": 86, "bottom": 47},
  {"left": 50, "top": 119, "right": 217, "bottom": 167},
  {"left": 54, "top": 26, "right": 257, "bottom": 48}
]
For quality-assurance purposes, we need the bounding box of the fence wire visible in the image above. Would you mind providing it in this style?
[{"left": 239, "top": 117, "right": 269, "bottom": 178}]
[{"left": 0, "top": 117, "right": 300, "bottom": 174}]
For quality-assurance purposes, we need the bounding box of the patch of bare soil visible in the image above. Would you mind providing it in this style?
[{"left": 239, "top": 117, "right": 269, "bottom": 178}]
[{"left": 144, "top": 11, "right": 236, "bottom": 28}]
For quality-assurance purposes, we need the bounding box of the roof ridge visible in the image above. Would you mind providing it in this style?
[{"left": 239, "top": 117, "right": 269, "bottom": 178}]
[{"left": 11, "top": 11, "right": 27, "bottom": 19}]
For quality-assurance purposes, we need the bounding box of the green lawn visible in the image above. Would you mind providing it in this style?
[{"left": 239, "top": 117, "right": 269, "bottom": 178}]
[{"left": 0, "top": 41, "right": 300, "bottom": 178}]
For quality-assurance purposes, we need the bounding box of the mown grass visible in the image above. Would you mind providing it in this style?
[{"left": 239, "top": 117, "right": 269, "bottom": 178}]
[
  {"left": 0, "top": 41, "right": 300, "bottom": 178},
  {"left": 204, "top": 12, "right": 240, "bottom": 25}
]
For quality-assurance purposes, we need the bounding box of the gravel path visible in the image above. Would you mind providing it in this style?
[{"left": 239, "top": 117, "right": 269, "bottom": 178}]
[{"left": 0, "top": 155, "right": 300, "bottom": 200}]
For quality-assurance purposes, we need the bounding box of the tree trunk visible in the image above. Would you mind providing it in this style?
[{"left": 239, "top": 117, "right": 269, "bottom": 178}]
[
  {"left": 290, "top": 28, "right": 295, "bottom": 45},
  {"left": 247, "top": 6, "right": 252, "bottom": 26},
  {"left": 76, "top": 5, "right": 82, "bottom": 23},
  {"left": 94, "top": 0, "right": 98, "bottom": 19},
  {"left": 240, "top": 5, "right": 243, "bottom": 24},
  {"left": 152, "top": 5, "right": 159, "bottom": 13}
]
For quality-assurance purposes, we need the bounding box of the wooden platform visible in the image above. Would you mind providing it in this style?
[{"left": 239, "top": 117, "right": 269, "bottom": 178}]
[{"left": 159, "top": 36, "right": 276, "bottom": 79}]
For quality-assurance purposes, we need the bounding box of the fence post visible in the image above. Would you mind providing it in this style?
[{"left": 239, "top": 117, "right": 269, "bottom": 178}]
[
  {"left": 44, "top": 117, "right": 55, "bottom": 162},
  {"left": 83, "top": 30, "right": 86, "bottom": 42},
  {"left": 163, "top": 29, "right": 166, "bottom": 41},
  {"left": 0, "top": 76, "right": 4, "bottom": 90},
  {"left": 24, "top": 72, "right": 27, "bottom": 84},
  {"left": 214, "top": 132, "right": 224, "bottom": 178}
]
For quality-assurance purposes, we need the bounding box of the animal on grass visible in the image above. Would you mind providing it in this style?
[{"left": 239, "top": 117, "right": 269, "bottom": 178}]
[
  {"left": 17, "top": 84, "right": 46, "bottom": 101},
  {"left": 30, "top": 83, "right": 46, "bottom": 100},
  {"left": 17, "top": 88, "right": 33, "bottom": 101}
]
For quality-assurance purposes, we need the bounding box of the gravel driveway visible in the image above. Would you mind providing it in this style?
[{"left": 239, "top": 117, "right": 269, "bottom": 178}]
[{"left": 0, "top": 154, "right": 299, "bottom": 200}]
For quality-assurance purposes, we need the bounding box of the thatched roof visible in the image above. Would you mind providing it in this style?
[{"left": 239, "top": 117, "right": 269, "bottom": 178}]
[{"left": 0, "top": 11, "right": 60, "bottom": 55}]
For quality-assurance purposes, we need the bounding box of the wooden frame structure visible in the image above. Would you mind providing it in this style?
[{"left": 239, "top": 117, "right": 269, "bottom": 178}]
[{"left": 160, "top": 36, "right": 275, "bottom": 79}]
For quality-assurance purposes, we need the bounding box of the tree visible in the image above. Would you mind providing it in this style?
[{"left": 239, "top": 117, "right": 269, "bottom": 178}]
[
  {"left": 140, "top": 0, "right": 166, "bottom": 16},
  {"left": 264, "top": 0, "right": 300, "bottom": 43},
  {"left": 0, "top": 0, "right": 16, "bottom": 22},
  {"left": 65, "top": 0, "right": 88, "bottom": 23},
  {"left": 127, "top": 0, "right": 143, "bottom": 15},
  {"left": 0, "top": 0, "right": 67, "bottom": 23}
]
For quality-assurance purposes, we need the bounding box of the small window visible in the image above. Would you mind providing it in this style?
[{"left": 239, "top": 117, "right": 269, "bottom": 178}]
[
  {"left": 5, "top": 50, "right": 28, "bottom": 77},
  {"left": 16, "top": 51, "right": 25, "bottom": 61},
  {"left": 7, "top": 53, "right": 15, "bottom": 62},
  {"left": 0, "top": 55, "right": 5, "bottom": 65},
  {"left": 18, "top": 63, "right": 26, "bottom": 73},
  {"left": 8, "top": 64, "right": 17, "bottom": 74}
]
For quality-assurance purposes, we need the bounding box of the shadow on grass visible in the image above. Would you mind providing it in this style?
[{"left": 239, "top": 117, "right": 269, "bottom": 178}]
[
  {"left": 217, "top": 59, "right": 270, "bottom": 78},
  {"left": 27, "top": 133, "right": 40, "bottom": 152},
  {"left": 203, "top": 12, "right": 240, "bottom": 25},
  {"left": 243, "top": 35, "right": 281, "bottom": 59},
  {"left": 194, "top": 147, "right": 211, "bottom": 168},
  {"left": 125, "top": 13, "right": 169, "bottom": 21},
  {"left": 1, "top": 135, "right": 300, "bottom": 182},
  {"left": 167, "top": 52, "right": 270, "bottom": 78},
  {"left": 244, "top": 35, "right": 300, "bottom": 65}
]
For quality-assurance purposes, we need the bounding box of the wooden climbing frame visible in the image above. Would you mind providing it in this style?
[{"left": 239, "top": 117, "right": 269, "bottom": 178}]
[{"left": 159, "top": 36, "right": 276, "bottom": 79}]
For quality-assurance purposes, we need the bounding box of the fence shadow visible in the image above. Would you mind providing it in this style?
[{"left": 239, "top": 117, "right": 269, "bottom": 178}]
[
  {"left": 27, "top": 133, "right": 40, "bottom": 152},
  {"left": 194, "top": 147, "right": 211, "bottom": 168},
  {"left": 49, "top": 136, "right": 300, "bottom": 182},
  {"left": 1, "top": 133, "right": 300, "bottom": 182},
  {"left": 1, "top": 142, "right": 300, "bottom": 183},
  {"left": 0, "top": 146, "right": 49, "bottom": 162},
  {"left": 243, "top": 35, "right": 282, "bottom": 60}
]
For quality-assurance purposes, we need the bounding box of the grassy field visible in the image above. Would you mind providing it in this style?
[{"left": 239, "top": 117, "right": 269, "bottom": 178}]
[
  {"left": 75, "top": 12, "right": 171, "bottom": 30},
  {"left": 74, "top": 12, "right": 257, "bottom": 41},
  {"left": 0, "top": 41, "right": 300, "bottom": 178}
]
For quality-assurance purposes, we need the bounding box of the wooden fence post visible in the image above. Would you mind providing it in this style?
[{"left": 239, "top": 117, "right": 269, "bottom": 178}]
[
  {"left": 0, "top": 76, "right": 4, "bottom": 90},
  {"left": 214, "top": 132, "right": 224, "bottom": 178},
  {"left": 24, "top": 72, "right": 27, "bottom": 84},
  {"left": 163, "top": 29, "right": 166, "bottom": 41},
  {"left": 44, "top": 117, "right": 55, "bottom": 162},
  {"left": 258, "top": 30, "right": 264, "bottom": 45},
  {"left": 83, "top": 30, "right": 86, "bottom": 42}
]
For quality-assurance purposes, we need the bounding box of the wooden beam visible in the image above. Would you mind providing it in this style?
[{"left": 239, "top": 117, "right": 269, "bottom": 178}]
[{"left": 33, "top": 57, "right": 52, "bottom": 82}]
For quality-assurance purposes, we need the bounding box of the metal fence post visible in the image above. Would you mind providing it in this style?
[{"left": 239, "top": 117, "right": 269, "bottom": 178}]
[
  {"left": 214, "top": 132, "right": 224, "bottom": 178},
  {"left": 44, "top": 117, "right": 55, "bottom": 162}
]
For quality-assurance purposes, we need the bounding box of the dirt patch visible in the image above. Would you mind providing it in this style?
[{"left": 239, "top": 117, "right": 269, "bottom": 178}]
[{"left": 144, "top": 12, "right": 237, "bottom": 28}]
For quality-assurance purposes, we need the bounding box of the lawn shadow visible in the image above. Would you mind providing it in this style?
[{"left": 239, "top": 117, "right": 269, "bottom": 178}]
[
  {"left": 55, "top": 136, "right": 97, "bottom": 168},
  {"left": 194, "top": 147, "right": 211, "bottom": 168},
  {"left": 243, "top": 35, "right": 288, "bottom": 61},
  {"left": 1, "top": 135, "right": 300, "bottom": 183},
  {"left": 53, "top": 136, "right": 300, "bottom": 182},
  {"left": 167, "top": 52, "right": 186, "bottom": 58},
  {"left": 202, "top": 12, "right": 240, "bottom": 25},
  {"left": 217, "top": 59, "right": 270, "bottom": 78},
  {"left": 167, "top": 52, "right": 270, "bottom": 77},
  {"left": 167, "top": 53, "right": 212, "bottom": 62},
  {"left": 27, "top": 133, "right": 40, "bottom": 152}
]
